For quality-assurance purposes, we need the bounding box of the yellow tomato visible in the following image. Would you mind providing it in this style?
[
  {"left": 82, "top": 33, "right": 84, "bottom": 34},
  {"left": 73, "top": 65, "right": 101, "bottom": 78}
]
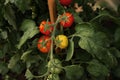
[{"left": 55, "top": 35, "right": 68, "bottom": 49}]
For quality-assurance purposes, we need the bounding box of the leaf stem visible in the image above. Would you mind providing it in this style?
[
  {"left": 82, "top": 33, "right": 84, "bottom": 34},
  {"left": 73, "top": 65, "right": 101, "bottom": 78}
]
[
  {"left": 33, "top": 71, "right": 49, "bottom": 78},
  {"left": 68, "top": 33, "right": 80, "bottom": 38}
]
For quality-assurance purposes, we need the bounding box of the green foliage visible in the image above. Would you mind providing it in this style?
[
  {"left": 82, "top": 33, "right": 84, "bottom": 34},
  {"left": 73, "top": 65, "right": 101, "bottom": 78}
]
[
  {"left": 73, "top": 13, "right": 83, "bottom": 23},
  {"left": 87, "top": 59, "right": 109, "bottom": 77},
  {"left": 0, "top": 62, "right": 9, "bottom": 75},
  {"left": 113, "top": 64, "right": 120, "bottom": 78},
  {"left": 65, "top": 65, "right": 84, "bottom": 80},
  {"left": 0, "top": 0, "right": 120, "bottom": 80},
  {"left": 47, "top": 74, "right": 60, "bottom": 80},
  {"left": 17, "top": 19, "right": 39, "bottom": 49},
  {"left": 75, "top": 23, "right": 94, "bottom": 37},
  {"left": 25, "top": 69, "right": 34, "bottom": 80},
  {"left": 5, "top": 0, "right": 32, "bottom": 13},
  {"left": 65, "top": 39, "right": 74, "bottom": 61},
  {"left": 115, "top": 28, "right": 120, "bottom": 42},
  {"left": 4, "top": 4, "right": 17, "bottom": 30},
  {"left": 0, "top": 30, "right": 8, "bottom": 39}
]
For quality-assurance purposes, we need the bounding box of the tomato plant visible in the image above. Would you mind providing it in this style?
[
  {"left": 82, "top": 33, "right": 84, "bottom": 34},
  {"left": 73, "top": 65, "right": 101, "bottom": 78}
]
[
  {"left": 60, "top": 12, "right": 74, "bottom": 28},
  {"left": 39, "top": 21, "right": 53, "bottom": 35},
  {"left": 37, "top": 36, "right": 51, "bottom": 53},
  {"left": 0, "top": 0, "right": 120, "bottom": 80}
]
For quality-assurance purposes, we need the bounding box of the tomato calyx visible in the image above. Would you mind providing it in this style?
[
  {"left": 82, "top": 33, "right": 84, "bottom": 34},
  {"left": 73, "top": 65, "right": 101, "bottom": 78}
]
[
  {"left": 44, "top": 21, "right": 53, "bottom": 32},
  {"left": 37, "top": 36, "right": 51, "bottom": 53},
  {"left": 38, "top": 38, "right": 49, "bottom": 48},
  {"left": 39, "top": 21, "right": 53, "bottom": 35},
  {"left": 60, "top": 12, "right": 74, "bottom": 28},
  {"left": 61, "top": 13, "right": 72, "bottom": 21},
  {"left": 55, "top": 39, "right": 63, "bottom": 47}
]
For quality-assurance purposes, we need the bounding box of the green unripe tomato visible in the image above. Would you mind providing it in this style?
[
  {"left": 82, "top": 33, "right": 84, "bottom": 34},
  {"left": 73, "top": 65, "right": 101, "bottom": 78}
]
[
  {"left": 47, "top": 74, "right": 60, "bottom": 80},
  {"left": 47, "top": 59, "right": 62, "bottom": 74}
]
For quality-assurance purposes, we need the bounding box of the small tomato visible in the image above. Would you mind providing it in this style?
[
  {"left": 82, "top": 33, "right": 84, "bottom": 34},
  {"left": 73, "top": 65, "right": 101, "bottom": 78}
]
[
  {"left": 39, "top": 21, "right": 53, "bottom": 35},
  {"left": 60, "top": 12, "right": 74, "bottom": 28},
  {"left": 55, "top": 35, "right": 68, "bottom": 49},
  {"left": 59, "top": 0, "right": 72, "bottom": 6},
  {"left": 37, "top": 36, "right": 51, "bottom": 53}
]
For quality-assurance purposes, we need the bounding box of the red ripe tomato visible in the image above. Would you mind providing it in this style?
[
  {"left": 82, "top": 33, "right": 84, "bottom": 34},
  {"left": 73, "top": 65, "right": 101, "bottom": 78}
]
[
  {"left": 39, "top": 21, "right": 53, "bottom": 35},
  {"left": 37, "top": 36, "right": 51, "bottom": 53},
  {"left": 59, "top": 0, "right": 72, "bottom": 6},
  {"left": 60, "top": 12, "right": 74, "bottom": 28}
]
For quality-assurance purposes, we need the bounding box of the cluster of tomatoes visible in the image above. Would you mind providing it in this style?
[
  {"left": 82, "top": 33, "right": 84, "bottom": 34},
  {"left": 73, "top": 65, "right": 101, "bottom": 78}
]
[
  {"left": 37, "top": 13, "right": 74, "bottom": 54},
  {"left": 37, "top": 0, "right": 73, "bottom": 79}
]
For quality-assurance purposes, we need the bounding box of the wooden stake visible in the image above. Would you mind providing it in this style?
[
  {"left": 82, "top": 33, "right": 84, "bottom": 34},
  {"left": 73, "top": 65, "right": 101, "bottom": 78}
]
[{"left": 48, "top": 0, "right": 57, "bottom": 23}]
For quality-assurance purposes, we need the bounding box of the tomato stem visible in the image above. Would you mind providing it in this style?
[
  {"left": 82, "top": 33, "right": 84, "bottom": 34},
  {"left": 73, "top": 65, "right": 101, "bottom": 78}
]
[
  {"left": 49, "top": 15, "right": 61, "bottom": 60},
  {"left": 50, "top": 37, "right": 54, "bottom": 60}
]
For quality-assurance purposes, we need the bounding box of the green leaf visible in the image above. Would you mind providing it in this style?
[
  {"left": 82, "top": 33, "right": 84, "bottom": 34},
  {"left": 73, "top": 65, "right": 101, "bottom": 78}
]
[
  {"left": 109, "top": 47, "right": 120, "bottom": 58},
  {"left": 38, "top": 61, "right": 47, "bottom": 75},
  {"left": 102, "top": 51, "right": 118, "bottom": 68},
  {"left": 21, "top": 50, "right": 43, "bottom": 68},
  {"left": 0, "top": 50, "right": 5, "bottom": 58},
  {"left": 25, "top": 69, "right": 34, "bottom": 80},
  {"left": 92, "top": 32, "right": 110, "bottom": 47},
  {"left": 73, "top": 13, "right": 83, "bottom": 23},
  {"left": 115, "top": 28, "right": 120, "bottom": 42},
  {"left": 17, "top": 19, "right": 39, "bottom": 49},
  {"left": 4, "top": 0, "right": 9, "bottom": 5},
  {"left": 75, "top": 23, "right": 94, "bottom": 37},
  {"left": 7, "top": 0, "right": 31, "bottom": 13},
  {"left": 21, "top": 50, "right": 32, "bottom": 62},
  {"left": 78, "top": 32, "right": 117, "bottom": 68},
  {"left": 113, "top": 65, "right": 120, "bottom": 78},
  {"left": 4, "top": 0, "right": 15, "bottom": 4},
  {"left": 65, "top": 65, "right": 84, "bottom": 80},
  {"left": 90, "top": 11, "right": 118, "bottom": 22},
  {"left": 114, "top": 28, "right": 120, "bottom": 48},
  {"left": 0, "top": 31, "right": 8, "bottom": 39},
  {"left": 10, "top": 62, "right": 25, "bottom": 74},
  {"left": 24, "top": 54, "right": 41, "bottom": 68},
  {"left": 78, "top": 32, "right": 110, "bottom": 54},
  {"left": 74, "top": 49, "right": 92, "bottom": 62},
  {"left": 20, "top": 19, "right": 36, "bottom": 32},
  {"left": 79, "top": 37, "right": 92, "bottom": 54},
  {"left": 87, "top": 59, "right": 109, "bottom": 77},
  {"left": 2, "top": 43, "right": 9, "bottom": 55},
  {"left": 26, "top": 54, "right": 42, "bottom": 63},
  {"left": 0, "top": 62, "right": 9, "bottom": 75},
  {"left": 90, "top": 11, "right": 110, "bottom": 22},
  {"left": 65, "top": 39, "right": 74, "bottom": 61},
  {"left": 4, "top": 4, "right": 16, "bottom": 30},
  {"left": 56, "top": 0, "right": 65, "bottom": 14},
  {"left": 28, "top": 28, "right": 39, "bottom": 38},
  {"left": 8, "top": 54, "right": 20, "bottom": 69}
]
